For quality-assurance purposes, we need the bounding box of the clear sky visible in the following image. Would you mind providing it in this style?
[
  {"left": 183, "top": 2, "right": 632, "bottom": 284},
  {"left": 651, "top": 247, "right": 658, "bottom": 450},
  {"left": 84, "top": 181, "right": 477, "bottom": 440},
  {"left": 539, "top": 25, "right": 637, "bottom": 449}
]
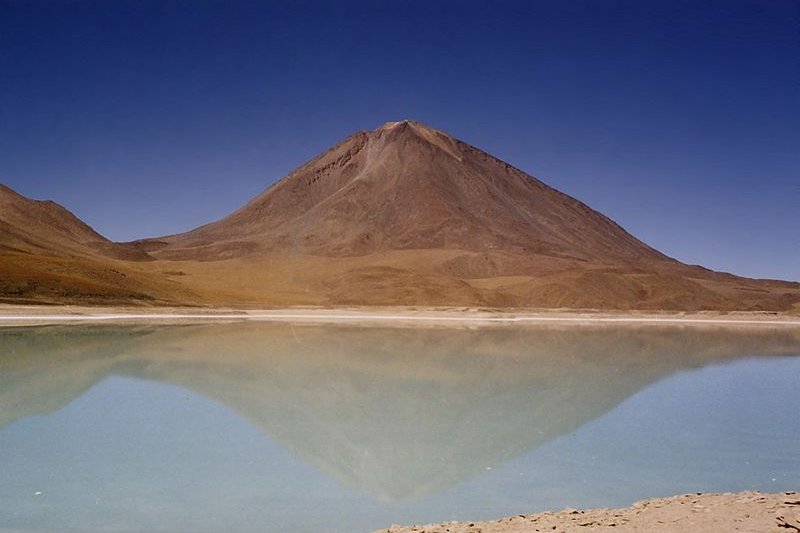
[{"left": 1, "top": 0, "right": 797, "bottom": 281}]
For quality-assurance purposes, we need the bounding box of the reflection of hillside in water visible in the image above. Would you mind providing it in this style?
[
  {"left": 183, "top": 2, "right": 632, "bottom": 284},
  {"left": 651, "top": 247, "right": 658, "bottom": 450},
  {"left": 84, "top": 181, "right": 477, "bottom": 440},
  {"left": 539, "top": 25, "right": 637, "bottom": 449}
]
[{"left": 2, "top": 323, "right": 800, "bottom": 502}]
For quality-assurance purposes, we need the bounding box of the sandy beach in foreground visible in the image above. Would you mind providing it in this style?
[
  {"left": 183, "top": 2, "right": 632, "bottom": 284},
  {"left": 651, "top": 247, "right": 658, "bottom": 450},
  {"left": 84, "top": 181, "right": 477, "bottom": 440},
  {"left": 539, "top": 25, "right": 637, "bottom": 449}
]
[
  {"left": 0, "top": 304, "right": 799, "bottom": 327},
  {"left": 376, "top": 492, "right": 800, "bottom": 533}
]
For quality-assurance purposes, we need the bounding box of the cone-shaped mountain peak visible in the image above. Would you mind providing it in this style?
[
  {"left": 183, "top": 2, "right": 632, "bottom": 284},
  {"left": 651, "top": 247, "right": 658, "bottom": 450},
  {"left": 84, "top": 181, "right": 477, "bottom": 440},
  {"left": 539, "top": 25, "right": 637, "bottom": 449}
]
[
  {"left": 145, "top": 121, "right": 667, "bottom": 263},
  {"left": 375, "top": 119, "right": 439, "bottom": 133}
]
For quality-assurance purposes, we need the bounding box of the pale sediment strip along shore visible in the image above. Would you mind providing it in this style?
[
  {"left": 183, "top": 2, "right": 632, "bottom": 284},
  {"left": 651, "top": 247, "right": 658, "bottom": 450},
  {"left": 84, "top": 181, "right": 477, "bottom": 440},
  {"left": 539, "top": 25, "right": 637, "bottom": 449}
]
[{"left": 1, "top": 311, "right": 800, "bottom": 327}]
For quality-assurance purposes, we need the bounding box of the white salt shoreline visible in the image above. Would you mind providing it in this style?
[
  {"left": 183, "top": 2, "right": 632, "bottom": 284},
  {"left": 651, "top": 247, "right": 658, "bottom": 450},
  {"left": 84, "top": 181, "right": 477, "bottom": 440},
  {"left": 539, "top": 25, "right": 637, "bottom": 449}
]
[{"left": 0, "top": 306, "right": 799, "bottom": 326}]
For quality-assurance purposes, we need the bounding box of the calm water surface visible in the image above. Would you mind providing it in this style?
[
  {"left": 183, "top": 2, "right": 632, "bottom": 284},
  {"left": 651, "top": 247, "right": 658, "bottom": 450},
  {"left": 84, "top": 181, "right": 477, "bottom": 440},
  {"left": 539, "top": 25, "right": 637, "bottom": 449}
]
[{"left": 1, "top": 323, "right": 798, "bottom": 532}]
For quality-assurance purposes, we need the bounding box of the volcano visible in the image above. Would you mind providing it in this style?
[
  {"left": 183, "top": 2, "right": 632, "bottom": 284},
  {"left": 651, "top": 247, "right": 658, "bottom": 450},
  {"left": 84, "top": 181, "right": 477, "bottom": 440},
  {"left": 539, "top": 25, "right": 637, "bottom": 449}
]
[
  {"left": 2, "top": 121, "right": 799, "bottom": 310},
  {"left": 143, "top": 120, "right": 668, "bottom": 262}
]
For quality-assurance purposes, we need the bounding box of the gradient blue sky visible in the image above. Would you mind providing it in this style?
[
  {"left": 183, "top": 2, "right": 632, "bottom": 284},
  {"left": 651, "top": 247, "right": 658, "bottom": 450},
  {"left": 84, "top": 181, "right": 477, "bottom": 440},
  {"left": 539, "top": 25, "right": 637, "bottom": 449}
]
[{"left": 1, "top": 0, "right": 797, "bottom": 280}]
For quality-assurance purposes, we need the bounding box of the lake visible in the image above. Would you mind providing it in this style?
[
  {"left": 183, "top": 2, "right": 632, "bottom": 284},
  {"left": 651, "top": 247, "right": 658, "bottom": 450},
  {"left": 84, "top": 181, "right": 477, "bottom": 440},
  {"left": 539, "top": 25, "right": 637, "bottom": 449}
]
[{"left": 1, "top": 322, "right": 798, "bottom": 532}]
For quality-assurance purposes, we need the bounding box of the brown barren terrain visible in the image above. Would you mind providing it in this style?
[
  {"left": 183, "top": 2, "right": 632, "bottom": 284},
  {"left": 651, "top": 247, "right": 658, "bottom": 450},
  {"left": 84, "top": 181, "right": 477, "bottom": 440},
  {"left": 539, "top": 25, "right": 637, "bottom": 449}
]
[
  {"left": 375, "top": 491, "right": 800, "bottom": 533},
  {"left": 2, "top": 121, "right": 799, "bottom": 311}
]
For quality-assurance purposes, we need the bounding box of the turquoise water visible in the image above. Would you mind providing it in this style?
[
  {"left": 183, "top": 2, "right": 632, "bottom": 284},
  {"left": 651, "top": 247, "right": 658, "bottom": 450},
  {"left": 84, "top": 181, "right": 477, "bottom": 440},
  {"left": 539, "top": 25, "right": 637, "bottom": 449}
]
[{"left": 0, "top": 323, "right": 798, "bottom": 532}]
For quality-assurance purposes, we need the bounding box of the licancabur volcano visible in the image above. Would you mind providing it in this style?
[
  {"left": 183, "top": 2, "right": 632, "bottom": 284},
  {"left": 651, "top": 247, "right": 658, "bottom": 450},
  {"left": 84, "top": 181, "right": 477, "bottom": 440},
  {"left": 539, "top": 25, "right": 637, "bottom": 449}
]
[
  {"left": 143, "top": 120, "right": 665, "bottom": 263},
  {"left": 2, "top": 120, "right": 799, "bottom": 311}
]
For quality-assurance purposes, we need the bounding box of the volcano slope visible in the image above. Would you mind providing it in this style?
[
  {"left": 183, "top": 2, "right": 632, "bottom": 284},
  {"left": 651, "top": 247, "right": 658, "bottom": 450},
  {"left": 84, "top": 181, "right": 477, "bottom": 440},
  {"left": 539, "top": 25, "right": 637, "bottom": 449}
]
[
  {"left": 2, "top": 120, "right": 799, "bottom": 310},
  {"left": 132, "top": 120, "right": 799, "bottom": 311}
]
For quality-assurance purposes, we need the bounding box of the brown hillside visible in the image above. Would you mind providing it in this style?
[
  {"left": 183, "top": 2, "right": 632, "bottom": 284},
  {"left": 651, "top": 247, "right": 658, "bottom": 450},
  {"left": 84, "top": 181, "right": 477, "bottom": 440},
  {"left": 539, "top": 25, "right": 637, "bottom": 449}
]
[
  {"left": 131, "top": 120, "right": 799, "bottom": 311},
  {"left": 0, "top": 184, "right": 150, "bottom": 261},
  {"left": 144, "top": 120, "right": 669, "bottom": 263},
  {"left": 0, "top": 185, "right": 193, "bottom": 304}
]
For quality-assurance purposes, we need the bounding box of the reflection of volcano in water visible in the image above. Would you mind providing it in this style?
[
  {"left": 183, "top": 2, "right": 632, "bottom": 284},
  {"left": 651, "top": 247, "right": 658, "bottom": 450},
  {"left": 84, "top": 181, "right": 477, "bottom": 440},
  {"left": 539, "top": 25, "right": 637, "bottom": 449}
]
[{"left": 2, "top": 323, "right": 800, "bottom": 502}]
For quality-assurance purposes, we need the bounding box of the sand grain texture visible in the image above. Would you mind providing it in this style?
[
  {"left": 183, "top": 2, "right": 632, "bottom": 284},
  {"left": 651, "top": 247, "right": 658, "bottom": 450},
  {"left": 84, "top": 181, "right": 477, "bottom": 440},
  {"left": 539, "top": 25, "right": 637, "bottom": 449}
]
[{"left": 376, "top": 492, "right": 800, "bottom": 533}]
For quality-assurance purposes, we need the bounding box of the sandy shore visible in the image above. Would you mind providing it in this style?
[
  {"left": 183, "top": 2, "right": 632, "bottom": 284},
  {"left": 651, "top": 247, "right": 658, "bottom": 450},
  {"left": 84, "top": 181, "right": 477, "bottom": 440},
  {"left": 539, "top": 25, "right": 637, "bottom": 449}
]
[
  {"left": 0, "top": 304, "right": 799, "bottom": 327},
  {"left": 376, "top": 492, "right": 800, "bottom": 533}
]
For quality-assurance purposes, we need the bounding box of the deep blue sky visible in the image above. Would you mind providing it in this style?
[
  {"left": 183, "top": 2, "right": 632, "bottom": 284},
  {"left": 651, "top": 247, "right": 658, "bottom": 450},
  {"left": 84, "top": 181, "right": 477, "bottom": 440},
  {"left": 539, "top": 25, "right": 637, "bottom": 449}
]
[{"left": 1, "top": 0, "right": 797, "bottom": 280}]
